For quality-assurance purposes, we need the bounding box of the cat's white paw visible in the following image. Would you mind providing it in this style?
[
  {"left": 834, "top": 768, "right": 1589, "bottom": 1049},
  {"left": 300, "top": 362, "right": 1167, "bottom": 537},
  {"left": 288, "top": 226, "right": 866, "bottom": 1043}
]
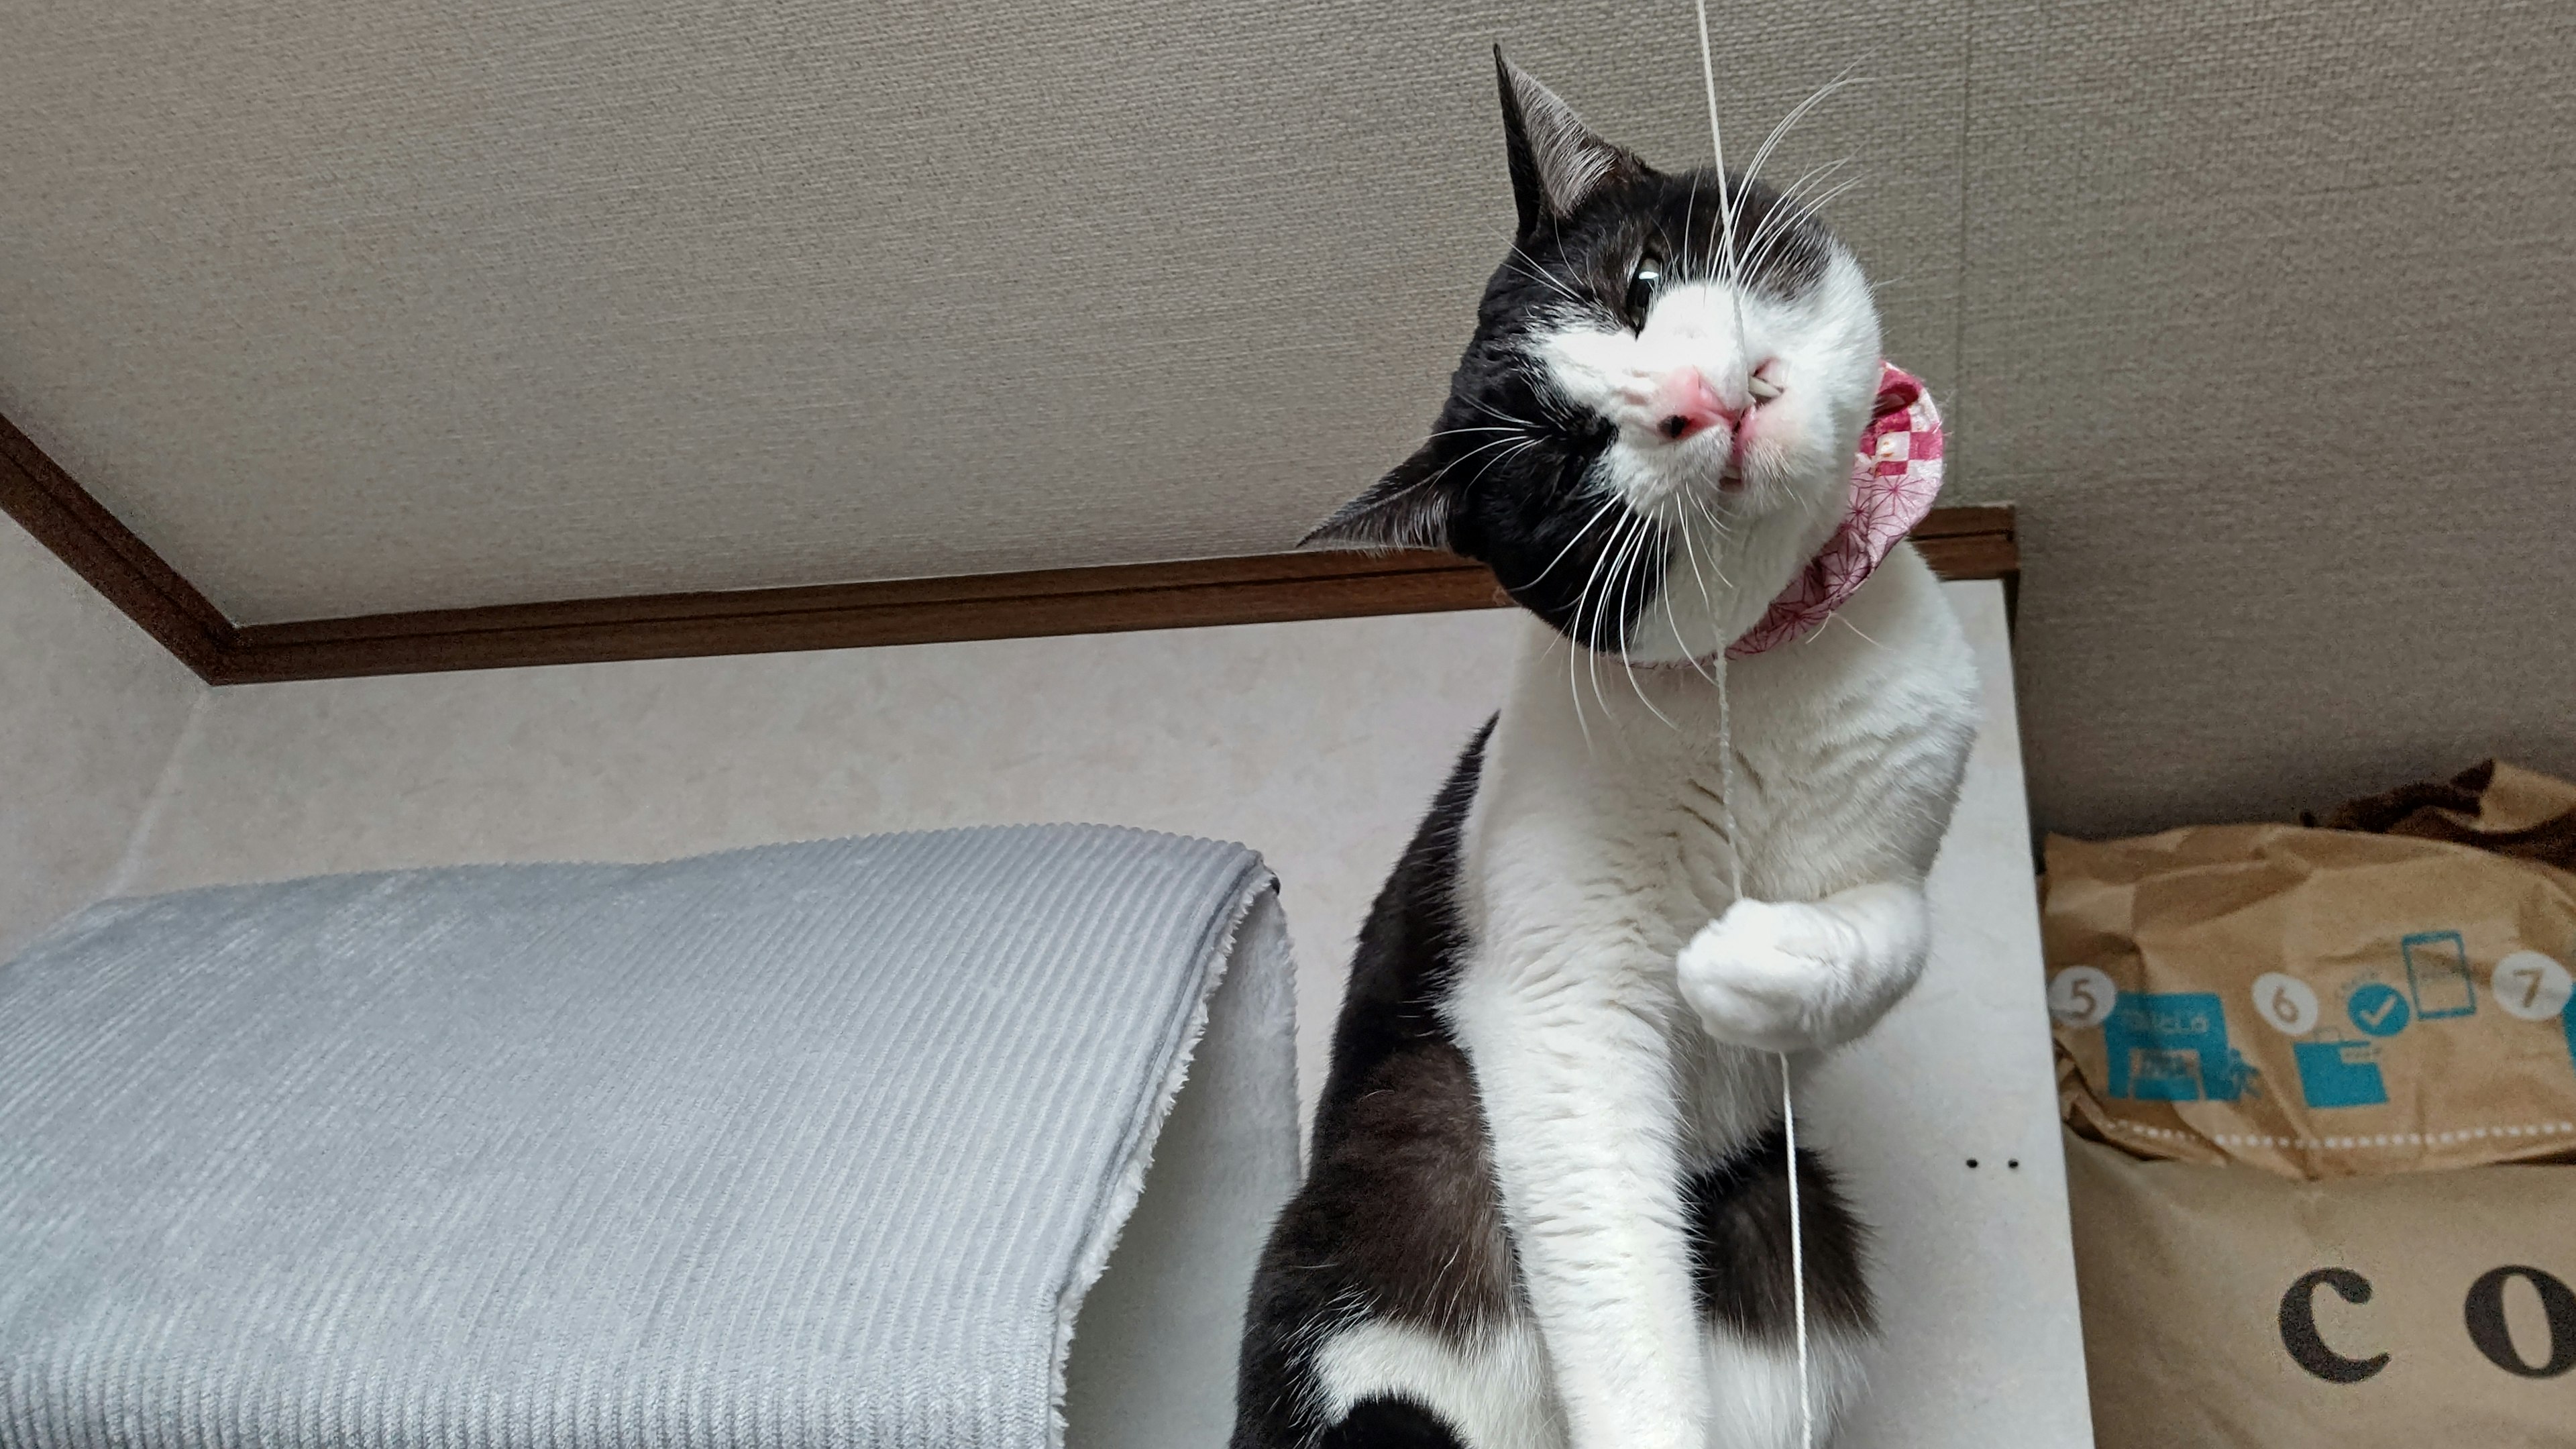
[{"left": 1676, "top": 898, "right": 1851, "bottom": 1053}]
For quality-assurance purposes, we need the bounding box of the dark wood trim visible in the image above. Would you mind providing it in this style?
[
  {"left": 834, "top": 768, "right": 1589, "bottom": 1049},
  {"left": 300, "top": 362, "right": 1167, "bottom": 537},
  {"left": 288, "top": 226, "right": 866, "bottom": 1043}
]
[
  {"left": 216, "top": 509, "right": 2016, "bottom": 684},
  {"left": 0, "top": 407, "right": 2012, "bottom": 685},
  {"left": 0, "top": 415, "right": 233, "bottom": 680},
  {"left": 215, "top": 551, "right": 1517, "bottom": 683}
]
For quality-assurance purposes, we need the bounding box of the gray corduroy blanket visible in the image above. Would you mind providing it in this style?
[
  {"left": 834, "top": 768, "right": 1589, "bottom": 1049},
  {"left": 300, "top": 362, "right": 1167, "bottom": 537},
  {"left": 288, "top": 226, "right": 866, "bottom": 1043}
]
[{"left": 0, "top": 826, "right": 1280, "bottom": 1449}]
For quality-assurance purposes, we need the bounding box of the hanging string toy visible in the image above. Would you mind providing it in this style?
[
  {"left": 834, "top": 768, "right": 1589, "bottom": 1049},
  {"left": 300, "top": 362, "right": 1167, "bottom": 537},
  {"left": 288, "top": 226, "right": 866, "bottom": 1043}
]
[{"left": 1686, "top": 3, "right": 1948, "bottom": 1442}]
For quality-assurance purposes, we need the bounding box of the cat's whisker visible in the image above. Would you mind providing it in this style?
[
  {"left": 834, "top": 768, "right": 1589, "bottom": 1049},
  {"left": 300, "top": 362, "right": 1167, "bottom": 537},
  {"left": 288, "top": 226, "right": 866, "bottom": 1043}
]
[
  {"left": 1731, "top": 174, "right": 1852, "bottom": 286},
  {"left": 1735, "top": 156, "right": 1852, "bottom": 258},
  {"left": 1421, "top": 433, "right": 1544, "bottom": 488},
  {"left": 1461, "top": 439, "right": 1545, "bottom": 498},
  {"left": 1466, "top": 400, "right": 1550, "bottom": 431},
  {"left": 1733, "top": 158, "right": 1851, "bottom": 262},
  {"left": 1670, "top": 510, "right": 1722, "bottom": 681},
  {"left": 1506, "top": 245, "right": 1589, "bottom": 309},
  {"left": 1618, "top": 526, "right": 1682, "bottom": 729},
  {"left": 1513, "top": 494, "right": 1623, "bottom": 592},
  {"left": 1568, "top": 508, "right": 1638, "bottom": 742},
  {"left": 1601, "top": 515, "right": 1654, "bottom": 722},
  {"left": 1738, "top": 174, "right": 1866, "bottom": 281},
  {"left": 1684, "top": 492, "right": 1737, "bottom": 592},
  {"left": 1739, "top": 69, "right": 1863, "bottom": 201},
  {"left": 1580, "top": 510, "right": 1648, "bottom": 729},
  {"left": 1580, "top": 515, "right": 1633, "bottom": 727},
  {"left": 1831, "top": 611, "right": 1886, "bottom": 649},
  {"left": 1655, "top": 533, "right": 1712, "bottom": 690}
]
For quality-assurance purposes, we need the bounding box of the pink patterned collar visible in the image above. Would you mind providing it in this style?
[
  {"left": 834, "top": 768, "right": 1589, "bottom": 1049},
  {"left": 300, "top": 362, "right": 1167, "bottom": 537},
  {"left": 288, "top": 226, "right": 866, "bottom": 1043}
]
[{"left": 1721, "top": 362, "right": 1944, "bottom": 659}]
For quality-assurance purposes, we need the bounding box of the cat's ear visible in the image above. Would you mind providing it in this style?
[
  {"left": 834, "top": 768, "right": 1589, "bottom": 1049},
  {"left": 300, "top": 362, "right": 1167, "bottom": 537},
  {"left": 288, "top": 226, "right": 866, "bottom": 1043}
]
[
  {"left": 1300, "top": 445, "right": 1450, "bottom": 552},
  {"left": 1494, "top": 49, "right": 1646, "bottom": 233}
]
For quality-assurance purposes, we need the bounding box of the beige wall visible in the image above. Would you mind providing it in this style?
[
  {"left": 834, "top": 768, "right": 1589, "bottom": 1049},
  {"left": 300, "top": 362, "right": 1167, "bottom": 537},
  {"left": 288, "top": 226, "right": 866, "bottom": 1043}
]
[
  {"left": 0, "top": 524, "right": 202, "bottom": 957},
  {"left": 1962, "top": 0, "right": 2576, "bottom": 836}
]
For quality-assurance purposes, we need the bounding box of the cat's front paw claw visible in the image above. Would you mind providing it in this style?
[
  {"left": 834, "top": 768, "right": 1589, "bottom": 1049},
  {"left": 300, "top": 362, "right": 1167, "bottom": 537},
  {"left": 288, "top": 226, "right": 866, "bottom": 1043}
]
[{"left": 1676, "top": 899, "right": 1843, "bottom": 1053}]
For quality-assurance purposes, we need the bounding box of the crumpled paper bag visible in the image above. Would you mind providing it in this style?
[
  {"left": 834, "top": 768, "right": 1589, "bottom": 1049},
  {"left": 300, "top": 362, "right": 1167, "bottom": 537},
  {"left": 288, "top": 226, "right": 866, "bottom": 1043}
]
[{"left": 2045, "top": 814, "right": 2576, "bottom": 1179}]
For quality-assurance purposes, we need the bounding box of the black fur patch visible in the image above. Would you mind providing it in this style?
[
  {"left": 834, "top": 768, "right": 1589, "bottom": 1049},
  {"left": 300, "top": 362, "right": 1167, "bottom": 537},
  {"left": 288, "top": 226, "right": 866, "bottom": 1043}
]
[
  {"left": 1318, "top": 1398, "right": 1470, "bottom": 1449},
  {"left": 1686, "top": 1127, "right": 1877, "bottom": 1340}
]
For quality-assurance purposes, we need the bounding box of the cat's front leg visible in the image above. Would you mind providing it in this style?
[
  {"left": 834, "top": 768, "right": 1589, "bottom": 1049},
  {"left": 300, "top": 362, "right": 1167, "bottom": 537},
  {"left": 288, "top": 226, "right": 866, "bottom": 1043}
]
[
  {"left": 1675, "top": 879, "right": 1929, "bottom": 1053},
  {"left": 1450, "top": 945, "right": 1709, "bottom": 1449}
]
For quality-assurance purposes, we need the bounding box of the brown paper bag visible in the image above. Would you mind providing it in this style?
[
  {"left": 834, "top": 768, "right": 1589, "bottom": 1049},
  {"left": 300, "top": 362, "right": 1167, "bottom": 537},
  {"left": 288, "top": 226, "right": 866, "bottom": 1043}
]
[
  {"left": 2045, "top": 824, "right": 2576, "bottom": 1177},
  {"left": 2067, "top": 1132, "right": 2576, "bottom": 1448}
]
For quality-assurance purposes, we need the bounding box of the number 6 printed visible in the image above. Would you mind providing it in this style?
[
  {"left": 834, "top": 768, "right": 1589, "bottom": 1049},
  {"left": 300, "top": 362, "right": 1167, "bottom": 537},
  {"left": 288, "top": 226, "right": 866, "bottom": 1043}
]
[{"left": 2251, "top": 972, "right": 2319, "bottom": 1036}]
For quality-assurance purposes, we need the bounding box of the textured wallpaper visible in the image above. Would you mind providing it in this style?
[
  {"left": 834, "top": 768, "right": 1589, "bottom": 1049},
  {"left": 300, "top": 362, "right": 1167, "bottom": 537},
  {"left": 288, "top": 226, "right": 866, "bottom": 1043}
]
[
  {"left": 1, "top": 0, "right": 2569, "bottom": 833},
  {"left": 0, "top": 526, "right": 202, "bottom": 958}
]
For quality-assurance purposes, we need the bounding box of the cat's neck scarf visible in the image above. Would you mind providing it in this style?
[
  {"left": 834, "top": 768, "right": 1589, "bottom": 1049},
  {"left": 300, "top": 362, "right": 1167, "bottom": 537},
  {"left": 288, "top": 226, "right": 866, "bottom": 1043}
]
[{"left": 1723, "top": 361, "right": 1944, "bottom": 659}]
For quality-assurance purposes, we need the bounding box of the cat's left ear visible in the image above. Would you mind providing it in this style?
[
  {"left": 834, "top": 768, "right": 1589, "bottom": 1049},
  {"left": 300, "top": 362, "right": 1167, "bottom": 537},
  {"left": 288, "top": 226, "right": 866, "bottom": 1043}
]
[
  {"left": 1299, "top": 444, "right": 1449, "bottom": 551},
  {"left": 1495, "top": 49, "right": 1648, "bottom": 234}
]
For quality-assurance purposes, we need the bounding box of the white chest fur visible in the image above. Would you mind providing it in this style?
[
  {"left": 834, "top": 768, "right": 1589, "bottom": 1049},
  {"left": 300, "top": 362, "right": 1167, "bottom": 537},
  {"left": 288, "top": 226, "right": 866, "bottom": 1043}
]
[{"left": 1456, "top": 545, "right": 1978, "bottom": 1054}]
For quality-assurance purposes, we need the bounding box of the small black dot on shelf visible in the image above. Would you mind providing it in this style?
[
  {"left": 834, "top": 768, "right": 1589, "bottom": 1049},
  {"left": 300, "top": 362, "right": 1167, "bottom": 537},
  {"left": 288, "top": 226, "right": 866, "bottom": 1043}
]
[
  {"left": 2008, "top": 1159, "right": 2021, "bottom": 1169},
  {"left": 1965, "top": 1158, "right": 1979, "bottom": 1169}
]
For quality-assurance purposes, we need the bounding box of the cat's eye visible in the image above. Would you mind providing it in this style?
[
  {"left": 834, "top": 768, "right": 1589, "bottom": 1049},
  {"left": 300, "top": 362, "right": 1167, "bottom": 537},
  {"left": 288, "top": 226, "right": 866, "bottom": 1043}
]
[{"left": 1622, "top": 252, "right": 1664, "bottom": 330}]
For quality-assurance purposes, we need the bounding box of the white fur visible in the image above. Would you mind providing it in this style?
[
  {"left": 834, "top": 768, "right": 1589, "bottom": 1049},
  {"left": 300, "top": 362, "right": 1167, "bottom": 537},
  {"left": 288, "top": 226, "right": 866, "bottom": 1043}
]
[
  {"left": 1315, "top": 1320, "right": 1564, "bottom": 1449},
  {"left": 1311, "top": 1316, "right": 1868, "bottom": 1449},
  {"left": 1317, "top": 250, "right": 1976, "bottom": 1445}
]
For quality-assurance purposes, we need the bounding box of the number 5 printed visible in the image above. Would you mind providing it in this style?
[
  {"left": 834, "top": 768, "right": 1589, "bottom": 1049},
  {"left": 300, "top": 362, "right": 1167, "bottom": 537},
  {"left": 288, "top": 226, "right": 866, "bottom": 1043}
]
[{"left": 2050, "top": 966, "right": 2118, "bottom": 1028}]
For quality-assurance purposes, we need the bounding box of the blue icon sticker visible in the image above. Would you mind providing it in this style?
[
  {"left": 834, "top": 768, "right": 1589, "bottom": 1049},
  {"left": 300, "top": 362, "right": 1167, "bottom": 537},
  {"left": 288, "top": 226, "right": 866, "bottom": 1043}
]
[
  {"left": 2563, "top": 991, "right": 2576, "bottom": 1076},
  {"left": 2401, "top": 930, "right": 2477, "bottom": 1020},
  {"left": 2104, "top": 991, "right": 2253, "bottom": 1102},
  {"left": 2294, "top": 1040, "right": 2388, "bottom": 1108},
  {"left": 2349, "top": 982, "right": 2411, "bottom": 1038}
]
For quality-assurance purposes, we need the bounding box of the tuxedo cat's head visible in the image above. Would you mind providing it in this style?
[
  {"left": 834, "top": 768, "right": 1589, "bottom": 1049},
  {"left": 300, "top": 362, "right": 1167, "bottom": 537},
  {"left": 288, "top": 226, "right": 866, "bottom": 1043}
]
[{"left": 1308, "top": 54, "right": 1884, "bottom": 664}]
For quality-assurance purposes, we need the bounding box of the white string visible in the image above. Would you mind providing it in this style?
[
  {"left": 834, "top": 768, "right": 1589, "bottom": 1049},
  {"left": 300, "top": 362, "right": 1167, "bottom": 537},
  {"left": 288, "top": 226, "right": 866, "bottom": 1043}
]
[
  {"left": 1780, "top": 1050, "right": 1812, "bottom": 1445},
  {"left": 1693, "top": 0, "right": 1815, "bottom": 1428},
  {"left": 1709, "top": 653, "right": 1813, "bottom": 1449}
]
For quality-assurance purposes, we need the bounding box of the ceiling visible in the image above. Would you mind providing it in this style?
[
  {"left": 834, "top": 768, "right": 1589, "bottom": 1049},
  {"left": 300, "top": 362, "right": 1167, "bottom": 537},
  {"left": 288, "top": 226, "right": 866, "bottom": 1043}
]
[{"left": 4, "top": 0, "right": 2573, "bottom": 835}]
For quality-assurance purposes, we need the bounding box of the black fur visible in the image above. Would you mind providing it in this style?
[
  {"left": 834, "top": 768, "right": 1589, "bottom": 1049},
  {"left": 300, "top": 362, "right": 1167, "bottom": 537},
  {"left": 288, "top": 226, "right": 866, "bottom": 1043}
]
[
  {"left": 1686, "top": 1129, "right": 1876, "bottom": 1340},
  {"left": 1318, "top": 1399, "right": 1470, "bottom": 1449}
]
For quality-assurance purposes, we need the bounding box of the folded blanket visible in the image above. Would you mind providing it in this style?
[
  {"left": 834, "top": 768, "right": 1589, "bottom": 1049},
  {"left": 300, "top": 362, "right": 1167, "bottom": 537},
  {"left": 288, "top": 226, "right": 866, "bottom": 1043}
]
[{"left": 0, "top": 825, "right": 1283, "bottom": 1449}]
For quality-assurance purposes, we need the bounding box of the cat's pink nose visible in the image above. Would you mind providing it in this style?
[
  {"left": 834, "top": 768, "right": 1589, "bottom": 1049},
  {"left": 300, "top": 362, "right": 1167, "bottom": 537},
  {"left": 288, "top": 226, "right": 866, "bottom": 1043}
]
[{"left": 1648, "top": 368, "right": 1737, "bottom": 443}]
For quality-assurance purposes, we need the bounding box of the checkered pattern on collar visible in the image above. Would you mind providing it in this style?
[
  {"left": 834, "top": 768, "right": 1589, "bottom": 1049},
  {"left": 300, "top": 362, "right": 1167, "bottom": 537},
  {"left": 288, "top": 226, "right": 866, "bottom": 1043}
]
[{"left": 1724, "top": 362, "right": 1944, "bottom": 659}]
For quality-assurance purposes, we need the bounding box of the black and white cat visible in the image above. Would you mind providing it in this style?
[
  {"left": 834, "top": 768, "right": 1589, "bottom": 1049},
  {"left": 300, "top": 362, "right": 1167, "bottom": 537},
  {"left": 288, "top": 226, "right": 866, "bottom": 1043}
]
[{"left": 1230, "top": 56, "right": 1980, "bottom": 1449}]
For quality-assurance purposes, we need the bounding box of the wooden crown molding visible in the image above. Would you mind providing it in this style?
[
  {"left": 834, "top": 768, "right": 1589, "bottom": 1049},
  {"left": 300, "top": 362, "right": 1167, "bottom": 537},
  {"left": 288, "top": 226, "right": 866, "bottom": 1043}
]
[
  {"left": 1, "top": 415, "right": 234, "bottom": 680},
  {"left": 0, "top": 411, "right": 2016, "bottom": 686}
]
